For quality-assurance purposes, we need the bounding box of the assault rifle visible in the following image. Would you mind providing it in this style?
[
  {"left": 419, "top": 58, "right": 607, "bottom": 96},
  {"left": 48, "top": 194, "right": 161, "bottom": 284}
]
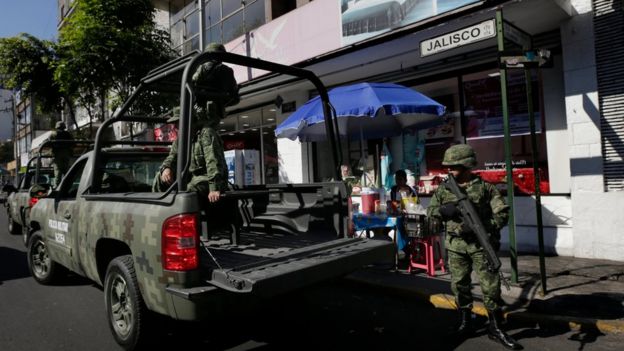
[{"left": 444, "top": 174, "right": 501, "bottom": 272}]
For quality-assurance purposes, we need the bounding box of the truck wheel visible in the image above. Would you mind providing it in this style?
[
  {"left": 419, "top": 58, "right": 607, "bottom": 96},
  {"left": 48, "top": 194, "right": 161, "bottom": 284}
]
[
  {"left": 8, "top": 211, "right": 21, "bottom": 234},
  {"left": 104, "top": 255, "right": 154, "bottom": 350},
  {"left": 27, "top": 232, "right": 66, "bottom": 284}
]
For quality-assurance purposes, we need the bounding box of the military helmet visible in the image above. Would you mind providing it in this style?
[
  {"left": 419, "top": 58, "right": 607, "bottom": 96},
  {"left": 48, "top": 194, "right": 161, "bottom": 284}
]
[
  {"left": 205, "top": 42, "right": 226, "bottom": 53},
  {"left": 442, "top": 144, "right": 477, "bottom": 168},
  {"left": 55, "top": 121, "right": 66, "bottom": 130}
]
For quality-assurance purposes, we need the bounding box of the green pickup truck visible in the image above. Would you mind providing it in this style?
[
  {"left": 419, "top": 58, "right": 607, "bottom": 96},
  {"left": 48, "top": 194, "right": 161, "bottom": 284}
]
[
  {"left": 4, "top": 156, "right": 56, "bottom": 244},
  {"left": 26, "top": 52, "right": 394, "bottom": 350}
]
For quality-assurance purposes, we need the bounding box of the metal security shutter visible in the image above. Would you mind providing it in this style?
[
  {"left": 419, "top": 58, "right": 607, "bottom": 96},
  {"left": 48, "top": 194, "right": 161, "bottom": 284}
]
[{"left": 594, "top": 0, "right": 624, "bottom": 191}]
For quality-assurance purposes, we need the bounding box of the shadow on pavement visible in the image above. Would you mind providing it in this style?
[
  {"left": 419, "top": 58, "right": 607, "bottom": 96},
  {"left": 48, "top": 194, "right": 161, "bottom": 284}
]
[
  {"left": 0, "top": 246, "right": 30, "bottom": 283},
  {"left": 509, "top": 319, "right": 605, "bottom": 351},
  {"left": 527, "top": 293, "right": 624, "bottom": 320},
  {"left": 0, "top": 246, "right": 93, "bottom": 287}
]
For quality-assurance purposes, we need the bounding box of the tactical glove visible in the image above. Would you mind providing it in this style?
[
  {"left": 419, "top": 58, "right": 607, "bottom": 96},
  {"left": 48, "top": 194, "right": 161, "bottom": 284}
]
[{"left": 439, "top": 202, "right": 460, "bottom": 220}]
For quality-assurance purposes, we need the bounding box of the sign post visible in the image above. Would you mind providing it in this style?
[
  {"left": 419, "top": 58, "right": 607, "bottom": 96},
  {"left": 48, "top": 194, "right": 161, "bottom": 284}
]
[
  {"left": 496, "top": 10, "right": 519, "bottom": 284},
  {"left": 497, "top": 11, "right": 549, "bottom": 293}
]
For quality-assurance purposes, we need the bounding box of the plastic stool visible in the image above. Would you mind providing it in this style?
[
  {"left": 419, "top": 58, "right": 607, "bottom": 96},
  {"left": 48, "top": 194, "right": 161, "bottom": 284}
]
[{"left": 408, "top": 235, "right": 446, "bottom": 276}]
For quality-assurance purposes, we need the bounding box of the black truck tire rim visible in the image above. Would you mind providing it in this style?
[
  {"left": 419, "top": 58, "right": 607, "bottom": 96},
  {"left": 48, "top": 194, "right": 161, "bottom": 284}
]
[
  {"left": 109, "top": 273, "right": 134, "bottom": 338},
  {"left": 31, "top": 240, "right": 50, "bottom": 278}
]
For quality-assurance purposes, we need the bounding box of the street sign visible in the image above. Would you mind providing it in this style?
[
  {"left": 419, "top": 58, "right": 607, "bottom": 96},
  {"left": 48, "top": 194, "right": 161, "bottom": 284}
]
[
  {"left": 499, "top": 49, "right": 551, "bottom": 68},
  {"left": 420, "top": 19, "right": 496, "bottom": 57}
]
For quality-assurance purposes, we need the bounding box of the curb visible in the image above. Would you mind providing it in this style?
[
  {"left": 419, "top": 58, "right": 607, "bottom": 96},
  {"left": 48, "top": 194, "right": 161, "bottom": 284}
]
[{"left": 345, "top": 272, "right": 624, "bottom": 335}]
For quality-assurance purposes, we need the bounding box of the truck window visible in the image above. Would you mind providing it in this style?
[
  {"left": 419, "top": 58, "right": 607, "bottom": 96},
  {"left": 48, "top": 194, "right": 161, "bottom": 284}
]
[
  {"left": 59, "top": 160, "right": 87, "bottom": 199},
  {"left": 100, "top": 156, "right": 164, "bottom": 193}
]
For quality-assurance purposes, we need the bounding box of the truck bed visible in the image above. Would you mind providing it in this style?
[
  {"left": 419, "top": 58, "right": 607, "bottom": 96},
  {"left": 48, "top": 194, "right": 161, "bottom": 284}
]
[
  {"left": 200, "top": 229, "right": 339, "bottom": 269},
  {"left": 198, "top": 229, "right": 393, "bottom": 295}
]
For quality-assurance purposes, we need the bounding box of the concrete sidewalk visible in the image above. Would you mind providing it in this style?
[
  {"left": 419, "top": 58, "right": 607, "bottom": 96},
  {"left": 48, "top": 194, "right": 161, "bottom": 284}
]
[{"left": 346, "top": 253, "right": 624, "bottom": 334}]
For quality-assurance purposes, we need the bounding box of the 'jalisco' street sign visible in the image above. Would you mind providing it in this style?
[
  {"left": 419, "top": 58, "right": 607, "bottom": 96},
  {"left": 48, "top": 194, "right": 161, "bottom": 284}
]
[{"left": 420, "top": 19, "right": 496, "bottom": 57}]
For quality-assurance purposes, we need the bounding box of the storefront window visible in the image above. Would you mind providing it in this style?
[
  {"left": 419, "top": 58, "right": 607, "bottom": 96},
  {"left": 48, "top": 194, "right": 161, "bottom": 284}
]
[
  {"left": 410, "top": 78, "right": 460, "bottom": 179},
  {"left": 220, "top": 106, "right": 278, "bottom": 184},
  {"left": 462, "top": 69, "right": 549, "bottom": 195}
]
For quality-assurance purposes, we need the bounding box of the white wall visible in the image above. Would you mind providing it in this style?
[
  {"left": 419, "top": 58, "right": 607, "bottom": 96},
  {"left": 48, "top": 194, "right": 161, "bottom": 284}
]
[
  {"left": 542, "top": 55, "right": 571, "bottom": 194},
  {"left": 277, "top": 90, "right": 314, "bottom": 183},
  {"left": 560, "top": 7, "right": 624, "bottom": 261}
]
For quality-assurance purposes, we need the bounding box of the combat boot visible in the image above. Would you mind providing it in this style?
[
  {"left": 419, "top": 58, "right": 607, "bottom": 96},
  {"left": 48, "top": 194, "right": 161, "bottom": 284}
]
[
  {"left": 487, "top": 309, "right": 523, "bottom": 350},
  {"left": 455, "top": 308, "right": 474, "bottom": 337}
]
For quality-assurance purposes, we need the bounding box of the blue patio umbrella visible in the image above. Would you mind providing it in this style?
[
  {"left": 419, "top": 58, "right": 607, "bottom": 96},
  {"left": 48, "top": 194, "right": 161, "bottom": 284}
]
[{"left": 275, "top": 82, "right": 446, "bottom": 142}]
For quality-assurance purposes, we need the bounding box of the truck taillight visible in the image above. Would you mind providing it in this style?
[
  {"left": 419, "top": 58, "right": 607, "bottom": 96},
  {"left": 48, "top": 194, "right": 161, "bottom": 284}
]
[
  {"left": 162, "top": 214, "right": 199, "bottom": 271},
  {"left": 29, "top": 197, "right": 39, "bottom": 207}
]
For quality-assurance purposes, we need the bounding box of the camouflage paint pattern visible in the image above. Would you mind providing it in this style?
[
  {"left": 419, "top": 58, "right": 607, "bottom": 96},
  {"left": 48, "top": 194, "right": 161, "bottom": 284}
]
[
  {"left": 427, "top": 175, "right": 509, "bottom": 311},
  {"left": 7, "top": 190, "right": 30, "bottom": 227},
  {"left": 29, "top": 152, "right": 204, "bottom": 319}
]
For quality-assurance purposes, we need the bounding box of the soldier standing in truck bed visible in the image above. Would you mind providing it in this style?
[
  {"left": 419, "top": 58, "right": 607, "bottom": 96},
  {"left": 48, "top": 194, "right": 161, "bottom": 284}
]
[
  {"left": 158, "top": 43, "right": 239, "bottom": 203},
  {"left": 49, "top": 121, "right": 73, "bottom": 187}
]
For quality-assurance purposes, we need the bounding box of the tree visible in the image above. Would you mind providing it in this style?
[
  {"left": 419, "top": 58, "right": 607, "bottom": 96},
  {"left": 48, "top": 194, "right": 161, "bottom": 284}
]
[
  {"left": 55, "top": 0, "right": 175, "bottom": 122},
  {"left": 0, "top": 141, "right": 14, "bottom": 164},
  {"left": 0, "top": 34, "right": 62, "bottom": 113}
]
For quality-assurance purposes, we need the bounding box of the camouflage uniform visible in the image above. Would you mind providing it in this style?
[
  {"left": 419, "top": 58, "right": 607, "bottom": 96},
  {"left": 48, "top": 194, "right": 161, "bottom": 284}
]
[
  {"left": 427, "top": 144, "right": 521, "bottom": 350},
  {"left": 427, "top": 175, "right": 508, "bottom": 310},
  {"left": 50, "top": 121, "right": 73, "bottom": 187},
  {"left": 187, "top": 43, "right": 238, "bottom": 197},
  {"left": 154, "top": 43, "right": 238, "bottom": 197}
]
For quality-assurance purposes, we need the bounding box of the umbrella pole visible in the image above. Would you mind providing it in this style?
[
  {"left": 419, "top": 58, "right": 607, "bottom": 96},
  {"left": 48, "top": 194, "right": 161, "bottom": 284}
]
[{"left": 360, "top": 126, "right": 366, "bottom": 187}]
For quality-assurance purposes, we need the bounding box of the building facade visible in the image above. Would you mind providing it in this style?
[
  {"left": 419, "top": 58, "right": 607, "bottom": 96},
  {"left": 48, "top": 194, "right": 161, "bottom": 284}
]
[
  {"left": 158, "top": 0, "right": 622, "bottom": 261},
  {"left": 54, "top": 1, "right": 623, "bottom": 261}
]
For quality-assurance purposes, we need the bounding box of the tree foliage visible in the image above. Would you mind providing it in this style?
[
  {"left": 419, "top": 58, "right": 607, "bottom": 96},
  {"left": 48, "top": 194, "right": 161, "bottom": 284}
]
[
  {"left": 0, "top": 141, "right": 14, "bottom": 164},
  {"left": 0, "top": 34, "right": 62, "bottom": 112},
  {"left": 56, "top": 0, "right": 175, "bottom": 117}
]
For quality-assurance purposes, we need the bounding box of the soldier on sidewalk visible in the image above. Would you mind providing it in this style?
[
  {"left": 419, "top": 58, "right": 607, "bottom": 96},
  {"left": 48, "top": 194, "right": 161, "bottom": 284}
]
[
  {"left": 427, "top": 144, "right": 523, "bottom": 350},
  {"left": 49, "top": 121, "right": 73, "bottom": 187}
]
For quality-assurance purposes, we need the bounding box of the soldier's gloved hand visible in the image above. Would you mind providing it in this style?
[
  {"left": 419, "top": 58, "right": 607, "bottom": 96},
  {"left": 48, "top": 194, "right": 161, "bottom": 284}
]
[
  {"left": 439, "top": 202, "right": 460, "bottom": 220},
  {"left": 460, "top": 222, "right": 473, "bottom": 235}
]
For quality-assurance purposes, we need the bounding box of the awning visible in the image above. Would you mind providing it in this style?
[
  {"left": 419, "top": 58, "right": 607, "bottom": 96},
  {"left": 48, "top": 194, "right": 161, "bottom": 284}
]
[{"left": 30, "top": 131, "right": 53, "bottom": 152}]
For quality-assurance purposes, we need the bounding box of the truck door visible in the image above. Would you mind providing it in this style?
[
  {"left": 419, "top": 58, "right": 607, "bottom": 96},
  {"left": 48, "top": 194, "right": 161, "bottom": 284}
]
[{"left": 45, "top": 159, "right": 87, "bottom": 273}]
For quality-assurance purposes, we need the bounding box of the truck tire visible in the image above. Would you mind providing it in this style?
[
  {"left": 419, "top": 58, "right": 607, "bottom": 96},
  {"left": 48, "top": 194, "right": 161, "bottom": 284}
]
[
  {"left": 8, "top": 209, "right": 21, "bottom": 235},
  {"left": 104, "top": 255, "right": 154, "bottom": 350},
  {"left": 27, "top": 232, "right": 66, "bottom": 284}
]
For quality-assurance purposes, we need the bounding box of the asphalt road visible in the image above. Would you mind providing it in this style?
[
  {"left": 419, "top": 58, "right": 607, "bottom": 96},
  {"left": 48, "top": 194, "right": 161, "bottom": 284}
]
[{"left": 1, "top": 208, "right": 622, "bottom": 351}]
